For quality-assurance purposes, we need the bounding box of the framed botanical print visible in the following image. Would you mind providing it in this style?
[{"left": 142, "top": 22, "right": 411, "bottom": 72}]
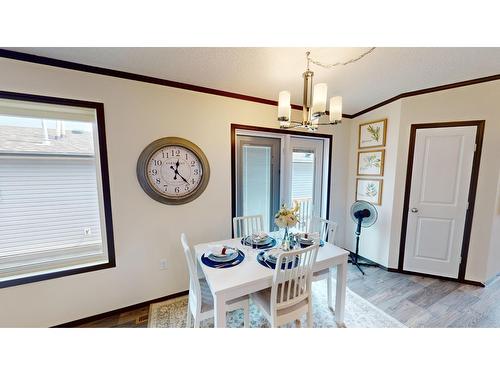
[
  {"left": 358, "top": 119, "right": 387, "bottom": 149},
  {"left": 356, "top": 178, "right": 383, "bottom": 205},
  {"left": 357, "top": 149, "right": 385, "bottom": 176}
]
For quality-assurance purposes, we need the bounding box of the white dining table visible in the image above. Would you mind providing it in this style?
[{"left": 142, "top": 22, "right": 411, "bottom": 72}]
[{"left": 194, "top": 236, "right": 349, "bottom": 328}]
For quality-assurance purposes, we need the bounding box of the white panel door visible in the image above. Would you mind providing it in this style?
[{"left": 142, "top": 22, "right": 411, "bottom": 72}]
[{"left": 403, "top": 126, "right": 476, "bottom": 278}]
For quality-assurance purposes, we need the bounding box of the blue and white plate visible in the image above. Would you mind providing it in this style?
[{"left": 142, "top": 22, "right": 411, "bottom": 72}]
[
  {"left": 299, "top": 239, "right": 325, "bottom": 248},
  {"left": 299, "top": 237, "right": 314, "bottom": 246},
  {"left": 251, "top": 233, "right": 271, "bottom": 243},
  {"left": 244, "top": 236, "right": 272, "bottom": 245},
  {"left": 202, "top": 250, "right": 245, "bottom": 269},
  {"left": 207, "top": 250, "right": 239, "bottom": 263},
  {"left": 263, "top": 248, "right": 282, "bottom": 263},
  {"left": 257, "top": 251, "right": 298, "bottom": 270},
  {"left": 241, "top": 236, "right": 277, "bottom": 249}
]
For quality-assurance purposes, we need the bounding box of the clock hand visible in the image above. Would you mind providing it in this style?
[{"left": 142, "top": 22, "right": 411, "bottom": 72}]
[
  {"left": 170, "top": 165, "right": 188, "bottom": 183},
  {"left": 169, "top": 165, "right": 178, "bottom": 180},
  {"left": 176, "top": 172, "right": 189, "bottom": 184},
  {"left": 173, "top": 159, "right": 181, "bottom": 180}
]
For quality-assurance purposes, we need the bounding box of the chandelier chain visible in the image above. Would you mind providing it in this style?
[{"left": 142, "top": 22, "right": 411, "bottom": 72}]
[{"left": 308, "top": 47, "right": 376, "bottom": 69}]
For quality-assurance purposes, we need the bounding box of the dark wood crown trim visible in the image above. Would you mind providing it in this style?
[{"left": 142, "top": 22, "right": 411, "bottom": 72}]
[
  {"left": 0, "top": 49, "right": 305, "bottom": 109},
  {"left": 2, "top": 49, "right": 499, "bottom": 120},
  {"left": 351, "top": 74, "right": 500, "bottom": 118}
]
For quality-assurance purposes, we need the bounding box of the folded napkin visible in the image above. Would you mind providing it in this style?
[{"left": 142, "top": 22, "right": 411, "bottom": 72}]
[
  {"left": 265, "top": 248, "right": 282, "bottom": 261},
  {"left": 251, "top": 231, "right": 269, "bottom": 242},
  {"left": 206, "top": 244, "right": 236, "bottom": 257},
  {"left": 301, "top": 232, "right": 320, "bottom": 241}
]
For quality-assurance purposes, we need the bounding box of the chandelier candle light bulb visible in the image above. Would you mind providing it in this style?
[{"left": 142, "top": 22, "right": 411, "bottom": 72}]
[
  {"left": 311, "top": 83, "right": 328, "bottom": 118},
  {"left": 329, "top": 96, "right": 342, "bottom": 124},
  {"left": 278, "top": 90, "right": 291, "bottom": 122}
]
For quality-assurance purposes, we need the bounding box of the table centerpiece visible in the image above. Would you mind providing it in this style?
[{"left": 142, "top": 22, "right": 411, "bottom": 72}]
[{"left": 274, "top": 202, "right": 300, "bottom": 249}]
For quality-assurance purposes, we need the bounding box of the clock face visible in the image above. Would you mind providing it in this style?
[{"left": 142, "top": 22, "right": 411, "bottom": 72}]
[
  {"left": 137, "top": 137, "right": 210, "bottom": 205},
  {"left": 146, "top": 146, "right": 203, "bottom": 198}
]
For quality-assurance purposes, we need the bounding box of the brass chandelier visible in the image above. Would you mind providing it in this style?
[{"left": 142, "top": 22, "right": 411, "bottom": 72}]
[{"left": 277, "top": 48, "right": 376, "bottom": 131}]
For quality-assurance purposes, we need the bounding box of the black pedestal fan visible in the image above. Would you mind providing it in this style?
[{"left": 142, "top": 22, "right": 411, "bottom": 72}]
[{"left": 349, "top": 200, "right": 379, "bottom": 275}]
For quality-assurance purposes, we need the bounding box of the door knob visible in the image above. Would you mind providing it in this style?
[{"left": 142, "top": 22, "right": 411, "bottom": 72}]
[{"left": 411, "top": 208, "right": 419, "bottom": 213}]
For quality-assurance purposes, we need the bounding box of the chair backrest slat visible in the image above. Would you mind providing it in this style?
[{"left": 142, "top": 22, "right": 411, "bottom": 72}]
[
  {"left": 181, "top": 233, "right": 201, "bottom": 313},
  {"left": 295, "top": 198, "right": 313, "bottom": 232},
  {"left": 271, "top": 244, "right": 318, "bottom": 312},
  {"left": 309, "top": 217, "right": 338, "bottom": 244},
  {"left": 232, "top": 215, "right": 264, "bottom": 238}
]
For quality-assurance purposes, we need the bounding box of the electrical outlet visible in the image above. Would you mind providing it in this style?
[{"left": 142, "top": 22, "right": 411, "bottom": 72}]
[
  {"left": 159, "top": 259, "right": 167, "bottom": 270},
  {"left": 84, "top": 227, "right": 92, "bottom": 236}
]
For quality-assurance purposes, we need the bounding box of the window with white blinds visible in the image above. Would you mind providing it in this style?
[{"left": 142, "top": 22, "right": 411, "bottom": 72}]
[{"left": 0, "top": 93, "right": 114, "bottom": 287}]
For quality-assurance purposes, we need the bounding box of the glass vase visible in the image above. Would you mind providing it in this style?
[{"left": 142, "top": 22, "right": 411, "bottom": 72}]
[
  {"left": 282, "top": 226, "right": 289, "bottom": 241},
  {"left": 281, "top": 226, "right": 289, "bottom": 250}
]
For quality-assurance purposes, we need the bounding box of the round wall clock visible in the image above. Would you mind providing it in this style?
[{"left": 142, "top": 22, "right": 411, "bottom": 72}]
[{"left": 136, "top": 137, "right": 210, "bottom": 205}]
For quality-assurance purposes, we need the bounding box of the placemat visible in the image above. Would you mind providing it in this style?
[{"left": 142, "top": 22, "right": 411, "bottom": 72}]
[{"left": 201, "top": 250, "right": 245, "bottom": 269}]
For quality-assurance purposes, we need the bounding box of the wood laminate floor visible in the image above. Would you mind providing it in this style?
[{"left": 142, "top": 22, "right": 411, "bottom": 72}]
[{"left": 77, "top": 265, "right": 500, "bottom": 328}]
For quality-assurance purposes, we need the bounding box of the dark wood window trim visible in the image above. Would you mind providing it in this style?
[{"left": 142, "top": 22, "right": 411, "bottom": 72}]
[
  {"left": 1, "top": 48, "right": 499, "bottom": 119},
  {"left": 230, "top": 123, "right": 333, "bottom": 236},
  {"left": 0, "top": 90, "right": 116, "bottom": 289},
  {"left": 397, "top": 120, "right": 485, "bottom": 283}
]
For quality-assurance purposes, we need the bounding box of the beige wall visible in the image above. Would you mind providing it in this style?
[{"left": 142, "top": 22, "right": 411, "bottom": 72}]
[
  {"left": 0, "top": 58, "right": 351, "bottom": 327},
  {"left": 343, "top": 101, "right": 402, "bottom": 265},
  {"left": 344, "top": 80, "right": 500, "bottom": 283}
]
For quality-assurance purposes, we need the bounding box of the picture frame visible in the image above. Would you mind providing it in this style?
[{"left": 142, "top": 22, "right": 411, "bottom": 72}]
[
  {"left": 358, "top": 119, "right": 387, "bottom": 149},
  {"left": 356, "top": 178, "right": 383, "bottom": 206},
  {"left": 357, "top": 149, "right": 385, "bottom": 176}
]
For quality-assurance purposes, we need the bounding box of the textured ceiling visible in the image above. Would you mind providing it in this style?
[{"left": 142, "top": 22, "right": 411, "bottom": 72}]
[{"left": 6, "top": 47, "right": 500, "bottom": 114}]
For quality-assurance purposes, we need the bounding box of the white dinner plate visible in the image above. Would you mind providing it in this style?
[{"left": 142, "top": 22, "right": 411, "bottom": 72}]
[
  {"left": 207, "top": 251, "right": 239, "bottom": 263},
  {"left": 244, "top": 236, "right": 273, "bottom": 246}
]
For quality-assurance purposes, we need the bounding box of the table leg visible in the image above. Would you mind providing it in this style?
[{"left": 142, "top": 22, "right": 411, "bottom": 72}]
[
  {"left": 335, "top": 260, "right": 347, "bottom": 327},
  {"left": 327, "top": 267, "right": 334, "bottom": 311},
  {"left": 214, "top": 293, "right": 226, "bottom": 328}
]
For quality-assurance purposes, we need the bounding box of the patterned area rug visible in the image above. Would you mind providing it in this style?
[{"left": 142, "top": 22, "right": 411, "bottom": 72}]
[{"left": 148, "top": 279, "right": 405, "bottom": 328}]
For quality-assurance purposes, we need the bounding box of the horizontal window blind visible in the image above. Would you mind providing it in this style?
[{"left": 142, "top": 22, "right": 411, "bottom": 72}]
[
  {"left": 291, "top": 159, "right": 315, "bottom": 199},
  {"left": 0, "top": 99, "right": 96, "bottom": 122},
  {"left": 0, "top": 156, "right": 106, "bottom": 278}
]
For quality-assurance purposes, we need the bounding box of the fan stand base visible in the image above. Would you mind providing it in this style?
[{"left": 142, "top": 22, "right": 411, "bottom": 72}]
[
  {"left": 348, "top": 255, "right": 378, "bottom": 275},
  {"left": 351, "top": 224, "right": 378, "bottom": 275}
]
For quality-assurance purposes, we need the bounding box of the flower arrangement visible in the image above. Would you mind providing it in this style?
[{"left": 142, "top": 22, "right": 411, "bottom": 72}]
[{"left": 274, "top": 202, "right": 300, "bottom": 229}]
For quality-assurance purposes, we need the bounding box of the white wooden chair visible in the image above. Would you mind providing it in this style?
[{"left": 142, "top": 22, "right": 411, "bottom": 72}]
[
  {"left": 310, "top": 217, "right": 338, "bottom": 244},
  {"left": 181, "top": 233, "right": 250, "bottom": 328},
  {"left": 294, "top": 198, "right": 313, "bottom": 232},
  {"left": 309, "top": 218, "right": 338, "bottom": 309},
  {"left": 250, "top": 244, "right": 319, "bottom": 327},
  {"left": 232, "top": 214, "right": 264, "bottom": 238}
]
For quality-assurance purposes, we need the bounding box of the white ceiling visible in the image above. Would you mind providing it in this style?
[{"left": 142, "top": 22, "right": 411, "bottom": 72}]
[{"left": 7, "top": 47, "right": 500, "bottom": 114}]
